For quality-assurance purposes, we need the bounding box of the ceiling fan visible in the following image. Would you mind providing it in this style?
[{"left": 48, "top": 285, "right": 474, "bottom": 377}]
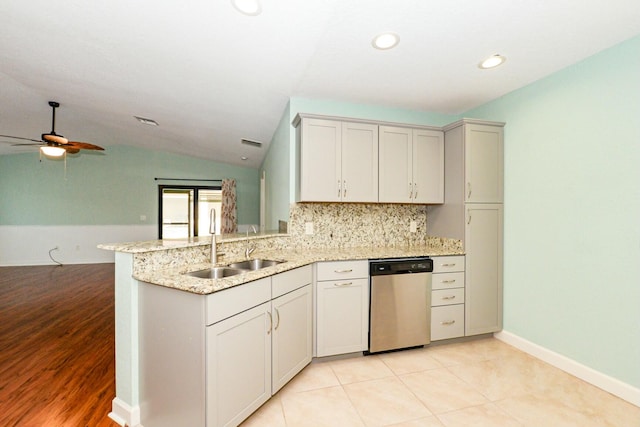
[{"left": 0, "top": 101, "right": 104, "bottom": 157}]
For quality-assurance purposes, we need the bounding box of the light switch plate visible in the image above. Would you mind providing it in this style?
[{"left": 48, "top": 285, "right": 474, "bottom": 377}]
[{"left": 305, "top": 222, "right": 314, "bottom": 235}]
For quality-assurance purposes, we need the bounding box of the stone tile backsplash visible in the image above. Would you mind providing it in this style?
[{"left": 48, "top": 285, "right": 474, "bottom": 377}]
[{"left": 288, "top": 203, "right": 430, "bottom": 249}]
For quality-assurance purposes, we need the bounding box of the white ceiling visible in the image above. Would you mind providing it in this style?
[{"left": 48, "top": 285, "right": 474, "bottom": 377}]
[{"left": 1, "top": 0, "right": 639, "bottom": 168}]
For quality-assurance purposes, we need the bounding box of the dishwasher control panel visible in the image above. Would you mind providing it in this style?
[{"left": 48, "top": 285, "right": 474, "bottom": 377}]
[{"left": 369, "top": 257, "right": 433, "bottom": 275}]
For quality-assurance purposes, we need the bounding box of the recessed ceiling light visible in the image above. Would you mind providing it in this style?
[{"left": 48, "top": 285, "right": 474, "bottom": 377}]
[
  {"left": 372, "top": 32, "right": 400, "bottom": 50},
  {"left": 241, "top": 156, "right": 248, "bottom": 161},
  {"left": 478, "top": 54, "right": 506, "bottom": 69},
  {"left": 231, "top": 0, "right": 262, "bottom": 16},
  {"left": 134, "top": 116, "right": 159, "bottom": 126}
]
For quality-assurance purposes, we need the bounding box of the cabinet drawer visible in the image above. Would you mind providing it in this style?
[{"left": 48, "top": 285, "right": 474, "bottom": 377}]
[
  {"left": 272, "top": 265, "right": 312, "bottom": 299},
  {"left": 432, "top": 272, "right": 464, "bottom": 290},
  {"left": 431, "top": 305, "right": 464, "bottom": 341},
  {"left": 432, "top": 288, "right": 465, "bottom": 307},
  {"left": 316, "top": 260, "right": 368, "bottom": 281},
  {"left": 206, "top": 277, "right": 271, "bottom": 326},
  {"left": 432, "top": 256, "right": 465, "bottom": 273}
]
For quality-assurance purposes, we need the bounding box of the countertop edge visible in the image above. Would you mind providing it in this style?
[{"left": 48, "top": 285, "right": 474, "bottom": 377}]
[{"left": 134, "top": 246, "right": 464, "bottom": 295}]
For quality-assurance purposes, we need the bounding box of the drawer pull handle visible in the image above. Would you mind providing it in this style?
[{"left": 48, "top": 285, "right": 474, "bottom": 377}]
[
  {"left": 334, "top": 282, "right": 353, "bottom": 287},
  {"left": 441, "top": 263, "right": 456, "bottom": 267},
  {"left": 334, "top": 269, "right": 353, "bottom": 273},
  {"left": 267, "top": 311, "right": 273, "bottom": 334},
  {"left": 442, "top": 296, "right": 456, "bottom": 300},
  {"left": 441, "top": 320, "right": 456, "bottom": 326},
  {"left": 441, "top": 279, "right": 457, "bottom": 284}
]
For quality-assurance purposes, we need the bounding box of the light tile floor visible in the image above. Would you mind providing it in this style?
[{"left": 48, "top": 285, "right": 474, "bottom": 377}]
[{"left": 240, "top": 338, "right": 640, "bottom": 427}]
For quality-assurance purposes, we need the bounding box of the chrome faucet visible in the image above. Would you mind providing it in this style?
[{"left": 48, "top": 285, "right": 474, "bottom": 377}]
[
  {"left": 210, "top": 208, "right": 217, "bottom": 265},
  {"left": 245, "top": 225, "right": 257, "bottom": 259}
]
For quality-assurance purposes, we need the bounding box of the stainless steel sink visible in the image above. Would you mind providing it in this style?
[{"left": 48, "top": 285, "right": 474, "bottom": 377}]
[
  {"left": 186, "top": 267, "right": 247, "bottom": 279},
  {"left": 227, "top": 259, "right": 284, "bottom": 270}
]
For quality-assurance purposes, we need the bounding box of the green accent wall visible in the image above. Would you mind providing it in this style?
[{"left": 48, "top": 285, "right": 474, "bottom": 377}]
[
  {"left": 0, "top": 145, "right": 260, "bottom": 227},
  {"left": 466, "top": 35, "right": 640, "bottom": 387},
  {"left": 260, "top": 102, "right": 292, "bottom": 230}
]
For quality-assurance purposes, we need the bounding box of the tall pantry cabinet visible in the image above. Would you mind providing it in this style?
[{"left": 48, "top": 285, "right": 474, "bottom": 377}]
[{"left": 428, "top": 119, "right": 504, "bottom": 336}]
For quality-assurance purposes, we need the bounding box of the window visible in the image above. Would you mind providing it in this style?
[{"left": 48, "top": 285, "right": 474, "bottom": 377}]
[{"left": 158, "top": 185, "right": 222, "bottom": 239}]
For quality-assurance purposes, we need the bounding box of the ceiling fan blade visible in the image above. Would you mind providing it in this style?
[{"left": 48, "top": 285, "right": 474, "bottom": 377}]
[
  {"left": 0, "top": 134, "right": 42, "bottom": 143},
  {"left": 64, "top": 147, "right": 80, "bottom": 154},
  {"left": 67, "top": 141, "right": 105, "bottom": 151}
]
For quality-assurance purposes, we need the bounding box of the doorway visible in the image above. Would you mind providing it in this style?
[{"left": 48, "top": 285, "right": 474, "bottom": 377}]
[{"left": 158, "top": 185, "right": 222, "bottom": 239}]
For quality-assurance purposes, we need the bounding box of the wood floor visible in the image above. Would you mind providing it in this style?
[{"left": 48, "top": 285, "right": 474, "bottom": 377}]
[{"left": 0, "top": 263, "right": 119, "bottom": 427}]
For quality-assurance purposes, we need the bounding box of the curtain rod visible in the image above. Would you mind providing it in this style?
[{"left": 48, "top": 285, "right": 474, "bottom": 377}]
[{"left": 154, "top": 178, "right": 223, "bottom": 182}]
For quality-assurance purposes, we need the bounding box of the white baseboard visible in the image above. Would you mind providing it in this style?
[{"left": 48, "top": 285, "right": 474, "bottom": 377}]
[
  {"left": 494, "top": 331, "right": 640, "bottom": 407},
  {"left": 109, "top": 397, "right": 141, "bottom": 427}
]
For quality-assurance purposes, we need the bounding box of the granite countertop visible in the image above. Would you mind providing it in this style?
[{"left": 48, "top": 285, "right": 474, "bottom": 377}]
[
  {"left": 135, "top": 245, "right": 464, "bottom": 295},
  {"left": 97, "top": 231, "right": 286, "bottom": 253}
]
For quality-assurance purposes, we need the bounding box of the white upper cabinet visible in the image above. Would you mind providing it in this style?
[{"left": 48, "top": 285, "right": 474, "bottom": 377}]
[
  {"left": 379, "top": 126, "right": 444, "bottom": 204},
  {"left": 464, "top": 124, "right": 504, "bottom": 203},
  {"left": 298, "top": 117, "right": 378, "bottom": 202}
]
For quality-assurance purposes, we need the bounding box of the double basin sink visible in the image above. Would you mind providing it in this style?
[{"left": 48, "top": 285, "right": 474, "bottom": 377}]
[{"left": 186, "top": 259, "right": 284, "bottom": 279}]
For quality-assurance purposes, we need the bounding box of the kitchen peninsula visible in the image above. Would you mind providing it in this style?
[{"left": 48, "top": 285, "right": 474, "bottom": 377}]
[{"left": 99, "top": 203, "right": 465, "bottom": 427}]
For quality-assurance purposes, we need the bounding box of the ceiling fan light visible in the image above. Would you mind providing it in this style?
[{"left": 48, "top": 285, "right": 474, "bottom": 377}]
[
  {"left": 479, "top": 54, "right": 506, "bottom": 69},
  {"left": 40, "top": 146, "right": 66, "bottom": 157}
]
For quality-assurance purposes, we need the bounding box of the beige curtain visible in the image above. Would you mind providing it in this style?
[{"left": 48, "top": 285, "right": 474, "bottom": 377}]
[{"left": 221, "top": 179, "right": 237, "bottom": 233}]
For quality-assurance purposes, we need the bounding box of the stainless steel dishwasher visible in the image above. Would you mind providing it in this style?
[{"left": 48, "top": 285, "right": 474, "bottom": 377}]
[{"left": 368, "top": 257, "right": 433, "bottom": 353}]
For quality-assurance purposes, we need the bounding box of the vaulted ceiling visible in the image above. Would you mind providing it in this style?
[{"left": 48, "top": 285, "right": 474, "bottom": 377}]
[{"left": 1, "top": 0, "right": 639, "bottom": 168}]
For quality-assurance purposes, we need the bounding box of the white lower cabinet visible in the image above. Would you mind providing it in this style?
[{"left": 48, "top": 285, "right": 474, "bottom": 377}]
[
  {"left": 139, "top": 265, "right": 312, "bottom": 427},
  {"left": 271, "top": 284, "right": 313, "bottom": 393},
  {"left": 430, "top": 255, "right": 465, "bottom": 341},
  {"left": 315, "top": 260, "right": 369, "bottom": 357},
  {"left": 207, "top": 283, "right": 312, "bottom": 427},
  {"left": 206, "top": 302, "right": 272, "bottom": 427}
]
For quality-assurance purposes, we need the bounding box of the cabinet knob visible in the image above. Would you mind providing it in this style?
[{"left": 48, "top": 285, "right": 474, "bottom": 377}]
[
  {"left": 408, "top": 182, "right": 413, "bottom": 199},
  {"left": 442, "top": 295, "right": 456, "bottom": 300},
  {"left": 267, "top": 311, "right": 273, "bottom": 334},
  {"left": 343, "top": 180, "right": 347, "bottom": 198},
  {"left": 441, "top": 320, "right": 456, "bottom": 326},
  {"left": 413, "top": 182, "right": 418, "bottom": 199},
  {"left": 333, "top": 282, "right": 353, "bottom": 287},
  {"left": 334, "top": 269, "right": 353, "bottom": 273}
]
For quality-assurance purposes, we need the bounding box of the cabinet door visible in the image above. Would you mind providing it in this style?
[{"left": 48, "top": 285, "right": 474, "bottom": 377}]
[
  {"left": 299, "top": 118, "right": 342, "bottom": 202},
  {"left": 316, "top": 278, "right": 369, "bottom": 357},
  {"left": 378, "top": 126, "right": 412, "bottom": 203},
  {"left": 465, "top": 204, "right": 503, "bottom": 336},
  {"left": 341, "top": 122, "right": 379, "bottom": 202},
  {"left": 206, "top": 302, "right": 271, "bottom": 427},
  {"left": 272, "top": 285, "right": 313, "bottom": 393},
  {"left": 413, "top": 129, "right": 444, "bottom": 204},
  {"left": 464, "top": 124, "right": 503, "bottom": 203}
]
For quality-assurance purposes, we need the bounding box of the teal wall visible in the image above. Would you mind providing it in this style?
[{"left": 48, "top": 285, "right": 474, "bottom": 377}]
[
  {"left": 0, "top": 145, "right": 260, "bottom": 227},
  {"left": 260, "top": 102, "right": 292, "bottom": 230},
  {"left": 466, "top": 35, "right": 640, "bottom": 387}
]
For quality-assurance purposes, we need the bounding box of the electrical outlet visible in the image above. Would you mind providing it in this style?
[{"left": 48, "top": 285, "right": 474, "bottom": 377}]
[
  {"left": 140, "top": 214, "right": 147, "bottom": 221},
  {"left": 305, "top": 222, "right": 314, "bottom": 235},
  {"left": 410, "top": 220, "right": 417, "bottom": 233}
]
